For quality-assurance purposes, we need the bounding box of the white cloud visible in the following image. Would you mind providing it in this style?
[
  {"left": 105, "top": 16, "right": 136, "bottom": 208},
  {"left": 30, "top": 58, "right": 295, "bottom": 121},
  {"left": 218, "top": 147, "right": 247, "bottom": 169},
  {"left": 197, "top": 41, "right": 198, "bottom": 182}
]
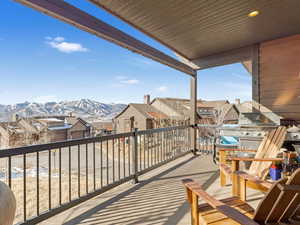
[
  {"left": 157, "top": 86, "right": 168, "bottom": 92},
  {"left": 54, "top": 36, "right": 65, "bottom": 42},
  {"left": 45, "top": 36, "right": 88, "bottom": 53},
  {"left": 115, "top": 76, "right": 127, "bottom": 80},
  {"left": 113, "top": 76, "right": 140, "bottom": 87},
  {"left": 120, "top": 79, "right": 139, "bottom": 84},
  {"left": 33, "top": 95, "right": 58, "bottom": 103}
]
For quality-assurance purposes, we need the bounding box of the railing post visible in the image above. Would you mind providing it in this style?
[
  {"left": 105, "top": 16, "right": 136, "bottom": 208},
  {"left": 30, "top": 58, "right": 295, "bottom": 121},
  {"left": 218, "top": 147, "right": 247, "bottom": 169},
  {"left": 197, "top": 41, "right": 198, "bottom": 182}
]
[
  {"left": 131, "top": 128, "right": 139, "bottom": 184},
  {"left": 190, "top": 74, "right": 198, "bottom": 155}
]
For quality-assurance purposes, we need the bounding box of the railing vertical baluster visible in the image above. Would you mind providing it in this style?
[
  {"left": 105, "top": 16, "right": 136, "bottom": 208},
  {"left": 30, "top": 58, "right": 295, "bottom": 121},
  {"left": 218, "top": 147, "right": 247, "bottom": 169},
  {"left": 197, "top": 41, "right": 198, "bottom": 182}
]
[
  {"left": 159, "top": 132, "right": 162, "bottom": 162},
  {"left": 106, "top": 140, "right": 109, "bottom": 185},
  {"left": 118, "top": 138, "right": 120, "bottom": 181},
  {"left": 36, "top": 151, "right": 40, "bottom": 215},
  {"left": 86, "top": 144, "right": 88, "bottom": 194},
  {"left": 123, "top": 138, "right": 125, "bottom": 178},
  {"left": 155, "top": 132, "right": 158, "bottom": 164},
  {"left": 93, "top": 142, "right": 96, "bottom": 191},
  {"left": 151, "top": 133, "right": 154, "bottom": 166},
  {"left": 69, "top": 146, "right": 71, "bottom": 202},
  {"left": 131, "top": 128, "right": 138, "bottom": 183},
  {"left": 48, "top": 150, "right": 51, "bottom": 210},
  {"left": 100, "top": 141, "right": 103, "bottom": 188},
  {"left": 147, "top": 134, "right": 151, "bottom": 168},
  {"left": 169, "top": 130, "right": 171, "bottom": 159},
  {"left": 143, "top": 134, "right": 146, "bottom": 170},
  {"left": 23, "top": 153, "right": 27, "bottom": 221},
  {"left": 8, "top": 156, "right": 11, "bottom": 188},
  {"left": 139, "top": 135, "right": 142, "bottom": 171},
  {"left": 112, "top": 138, "right": 115, "bottom": 182},
  {"left": 59, "top": 148, "right": 62, "bottom": 205},
  {"left": 128, "top": 137, "right": 131, "bottom": 175},
  {"left": 163, "top": 131, "right": 165, "bottom": 161},
  {"left": 78, "top": 145, "right": 81, "bottom": 197}
]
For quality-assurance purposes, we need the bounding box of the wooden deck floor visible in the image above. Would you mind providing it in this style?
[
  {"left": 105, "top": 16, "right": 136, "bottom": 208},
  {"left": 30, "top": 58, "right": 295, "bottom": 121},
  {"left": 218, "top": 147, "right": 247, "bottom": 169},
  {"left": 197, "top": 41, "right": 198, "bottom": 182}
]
[{"left": 40, "top": 154, "right": 263, "bottom": 225}]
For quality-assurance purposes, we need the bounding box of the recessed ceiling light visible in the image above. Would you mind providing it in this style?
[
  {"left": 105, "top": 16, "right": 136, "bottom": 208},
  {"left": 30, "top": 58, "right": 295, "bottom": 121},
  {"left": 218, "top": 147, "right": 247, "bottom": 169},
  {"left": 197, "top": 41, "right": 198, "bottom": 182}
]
[{"left": 248, "top": 10, "right": 259, "bottom": 17}]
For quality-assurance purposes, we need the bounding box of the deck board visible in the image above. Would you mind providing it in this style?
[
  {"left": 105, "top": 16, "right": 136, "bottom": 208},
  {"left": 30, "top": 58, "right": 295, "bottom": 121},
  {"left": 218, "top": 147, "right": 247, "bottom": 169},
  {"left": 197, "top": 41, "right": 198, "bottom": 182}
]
[{"left": 40, "top": 154, "right": 263, "bottom": 225}]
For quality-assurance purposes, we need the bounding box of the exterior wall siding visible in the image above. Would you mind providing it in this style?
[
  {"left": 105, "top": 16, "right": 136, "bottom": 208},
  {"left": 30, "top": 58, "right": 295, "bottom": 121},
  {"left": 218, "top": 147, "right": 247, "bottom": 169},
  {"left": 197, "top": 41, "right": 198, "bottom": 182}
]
[
  {"left": 260, "top": 34, "right": 300, "bottom": 120},
  {"left": 115, "top": 106, "right": 147, "bottom": 133}
]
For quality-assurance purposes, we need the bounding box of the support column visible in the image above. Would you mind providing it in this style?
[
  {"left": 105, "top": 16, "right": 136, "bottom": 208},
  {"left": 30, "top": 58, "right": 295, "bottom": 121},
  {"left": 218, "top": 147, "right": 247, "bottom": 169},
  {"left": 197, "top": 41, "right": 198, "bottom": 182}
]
[
  {"left": 190, "top": 74, "right": 197, "bottom": 154},
  {"left": 252, "top": 44, "right": 260, "bottom": 111}
]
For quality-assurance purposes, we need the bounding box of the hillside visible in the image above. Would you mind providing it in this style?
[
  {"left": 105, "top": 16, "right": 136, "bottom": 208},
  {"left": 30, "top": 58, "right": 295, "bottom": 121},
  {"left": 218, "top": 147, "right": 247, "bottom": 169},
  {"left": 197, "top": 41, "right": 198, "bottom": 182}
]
[{"left": 0, "top": 99, "right": 127, "bottom": 121}]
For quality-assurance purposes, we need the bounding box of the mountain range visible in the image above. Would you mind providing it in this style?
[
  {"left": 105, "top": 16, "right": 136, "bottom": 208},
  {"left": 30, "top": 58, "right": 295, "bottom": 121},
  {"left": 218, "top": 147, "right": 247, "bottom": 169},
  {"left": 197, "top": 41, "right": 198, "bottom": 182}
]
[{"left": 0, "top": 99, "right": 127, "bottom": 121}]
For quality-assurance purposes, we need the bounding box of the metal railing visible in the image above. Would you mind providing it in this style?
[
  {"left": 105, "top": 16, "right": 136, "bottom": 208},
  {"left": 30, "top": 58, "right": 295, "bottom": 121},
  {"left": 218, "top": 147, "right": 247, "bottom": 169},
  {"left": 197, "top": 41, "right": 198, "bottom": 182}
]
[
  {"left": 0, "top": 125, "right": 195, "bottom": 225},
  {"left": 196, "top": 124, "right": 218, "bottom": 155}
]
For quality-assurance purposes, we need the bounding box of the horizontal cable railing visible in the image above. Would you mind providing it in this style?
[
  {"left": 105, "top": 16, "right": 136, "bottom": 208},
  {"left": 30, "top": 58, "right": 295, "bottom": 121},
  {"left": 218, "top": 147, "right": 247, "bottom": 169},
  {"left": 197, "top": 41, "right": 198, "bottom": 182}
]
[{"left": 0, "top": 124, "right": 201, "bottom": 225}]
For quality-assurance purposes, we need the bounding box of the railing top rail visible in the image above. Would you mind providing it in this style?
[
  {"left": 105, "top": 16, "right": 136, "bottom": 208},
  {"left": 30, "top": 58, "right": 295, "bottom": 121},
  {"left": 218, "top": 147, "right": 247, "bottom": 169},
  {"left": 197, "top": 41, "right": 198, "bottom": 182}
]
[
  {"left": 0, "top": 125, "right": 191, "bottom": 158},
  {"left": 136, "top": 125, "right": 190, "bottom": 135},
  {"left": 0, "top": 131, "right": 133, "bottom": 158}
]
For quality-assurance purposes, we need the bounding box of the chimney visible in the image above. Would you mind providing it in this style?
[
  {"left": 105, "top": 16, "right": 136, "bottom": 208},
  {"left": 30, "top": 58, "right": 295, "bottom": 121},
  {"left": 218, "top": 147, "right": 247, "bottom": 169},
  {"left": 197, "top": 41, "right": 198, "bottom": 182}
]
[
  {"left": 144, "top": 95, "right": 150, "bottom": 104},
  {"left": 235, "top": 98, "right": 241, "bottom": 105},
  {"left": 12, "top": 113, "right": 20, "bottom": 122}
]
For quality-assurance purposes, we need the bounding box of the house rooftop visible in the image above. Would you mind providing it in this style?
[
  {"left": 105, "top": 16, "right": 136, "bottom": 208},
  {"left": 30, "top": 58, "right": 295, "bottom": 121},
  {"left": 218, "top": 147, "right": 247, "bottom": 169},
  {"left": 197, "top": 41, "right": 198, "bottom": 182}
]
[{"left": 130, "top": 103, "right": 168, "bottom": 119}]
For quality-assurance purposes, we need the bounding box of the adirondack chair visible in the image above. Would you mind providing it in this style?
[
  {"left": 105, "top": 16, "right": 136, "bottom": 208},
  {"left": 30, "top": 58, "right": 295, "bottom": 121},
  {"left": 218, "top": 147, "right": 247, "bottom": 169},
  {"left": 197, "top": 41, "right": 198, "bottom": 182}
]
[
  {"left": 219, "top": 126, "right": 287, "bottom": 195},
  {"left": 183, "top": 168, "right": 300, "bottom": 225}
]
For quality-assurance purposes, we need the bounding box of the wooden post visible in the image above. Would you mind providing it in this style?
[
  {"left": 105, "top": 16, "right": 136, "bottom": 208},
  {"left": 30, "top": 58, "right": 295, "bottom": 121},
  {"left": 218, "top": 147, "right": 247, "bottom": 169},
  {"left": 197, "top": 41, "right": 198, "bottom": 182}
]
[
  {"left": 190, "top": 74, "right": 197, "bottom": 154},
  {"left": 252, "top": 44, "right": 260, "bottom": 112},
  {"left": 219, "top": 150, "right": 227, "bottom": 186},
  {"left": 191, "top": 192, "right": 199, "bottom": 225},
  {"left": 239, "top": 177, "right": 246, "bottom": 201},
  {"left": 232, "top": 160, "right": 240, "bottom": 196}
]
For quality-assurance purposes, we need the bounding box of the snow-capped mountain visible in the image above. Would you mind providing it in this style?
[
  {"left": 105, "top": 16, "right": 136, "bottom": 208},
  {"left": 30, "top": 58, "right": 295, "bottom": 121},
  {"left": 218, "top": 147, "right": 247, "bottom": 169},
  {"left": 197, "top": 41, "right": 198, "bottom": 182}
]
[{"left": 0, "top": 99, "right": 127, "bottom": 121}]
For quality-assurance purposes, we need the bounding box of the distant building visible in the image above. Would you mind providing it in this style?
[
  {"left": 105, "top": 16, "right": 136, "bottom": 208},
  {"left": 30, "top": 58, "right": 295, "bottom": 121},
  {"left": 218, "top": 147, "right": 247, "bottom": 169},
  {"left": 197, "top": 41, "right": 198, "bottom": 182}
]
[
  {"left": 0, "top": 115, "right": 91, "bottom": 149},
  {"left": 65, "top": 117, "right": 91, "bottom": 139},
  {"left": 91, "top": 121, "right": 114, "bottom": 136},
  {"left": 114, "top": 103, "right": 169, "bottom": 133},
  {"left": 114, "top": 96, "right": 230, "bottom": 133},
  {"left": 0, "top": 118, "right": 46, "bottom": 149}
]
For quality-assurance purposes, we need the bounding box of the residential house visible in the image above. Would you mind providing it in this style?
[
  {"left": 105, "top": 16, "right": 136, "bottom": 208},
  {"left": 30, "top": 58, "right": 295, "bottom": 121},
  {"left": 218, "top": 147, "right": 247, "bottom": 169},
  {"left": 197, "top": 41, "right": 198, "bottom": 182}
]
[
  {"left": 65, "top": 117, "right": 91, "bottom": 139},
  {"left": 0, "top": 116, "right": 92, "bottom": 149},
  {"left": 114, "top": 103, "right": 168, "bottom": 133},
  {"left": 151, "top": 97, "right": 229, "bottom": 125},
  {"left": 215, "top": 103, "right": 240, "bottom": 124},
  {"left": 91, "top": 121, "right": 114, "bottom": 136},
  {"left": 0, "top": 118, "right": 46, "bottom": 149},
  {"left": 114, "top": 95, "right": 230, "bottom": 133}
]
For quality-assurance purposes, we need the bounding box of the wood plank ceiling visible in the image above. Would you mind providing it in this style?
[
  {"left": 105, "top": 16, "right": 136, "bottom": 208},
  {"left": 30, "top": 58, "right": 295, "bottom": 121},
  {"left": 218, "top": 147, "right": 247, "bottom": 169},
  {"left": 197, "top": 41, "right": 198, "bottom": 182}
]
[{"left": 90, "top": 0, "right": 300, "bottom": 61}]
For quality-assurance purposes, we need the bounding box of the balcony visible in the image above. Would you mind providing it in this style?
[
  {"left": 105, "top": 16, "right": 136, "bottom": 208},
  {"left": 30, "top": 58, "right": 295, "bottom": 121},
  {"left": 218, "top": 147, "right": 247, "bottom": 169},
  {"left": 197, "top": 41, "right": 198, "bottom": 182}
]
[
  {"left": 0, "top": 125, "right": 265, "bottom": 224},
  {"left": 0, "top": 126, "right": 227, "bottom": 224}
]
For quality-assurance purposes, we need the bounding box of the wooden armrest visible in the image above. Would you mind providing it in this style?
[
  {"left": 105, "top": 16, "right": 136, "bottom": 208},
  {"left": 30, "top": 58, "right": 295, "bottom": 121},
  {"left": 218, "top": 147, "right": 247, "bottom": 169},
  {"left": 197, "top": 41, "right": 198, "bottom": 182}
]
[
  {"left": 182, "top": 179, "right": 259, "bottom": 225},
  {"left": 277, "top": 184, "right": 300, "bottom": 192},
  {"left": 235, "top": 171, "right": 273, "bottom": 189},
  {"left": 219, "top": 148, "right": 257, "bottom": 153},
  {"left": 229, "top": 157, "right": 283, "bottom": 162}
]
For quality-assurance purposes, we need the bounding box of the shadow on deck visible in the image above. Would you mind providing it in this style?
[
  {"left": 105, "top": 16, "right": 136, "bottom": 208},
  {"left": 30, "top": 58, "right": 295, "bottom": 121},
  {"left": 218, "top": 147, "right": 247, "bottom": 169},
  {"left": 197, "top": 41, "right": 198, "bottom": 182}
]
[{"left": 40, "top": 154, "right": 262, "bottom": 225}]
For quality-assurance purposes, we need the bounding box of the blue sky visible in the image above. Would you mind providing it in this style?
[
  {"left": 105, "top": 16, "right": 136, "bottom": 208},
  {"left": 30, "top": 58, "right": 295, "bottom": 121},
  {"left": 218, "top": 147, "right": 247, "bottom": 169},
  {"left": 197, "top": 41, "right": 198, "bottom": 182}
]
[{"left": 0, "top": 0, "right": 251, "bottom": 105}]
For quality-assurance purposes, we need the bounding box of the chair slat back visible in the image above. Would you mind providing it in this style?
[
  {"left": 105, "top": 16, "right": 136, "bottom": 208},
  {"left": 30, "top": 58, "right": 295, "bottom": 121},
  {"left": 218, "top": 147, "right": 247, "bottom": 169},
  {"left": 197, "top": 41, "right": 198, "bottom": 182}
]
[
  {"left": 253, "top": 178, "right": 288, "bottom": 222},
  {"left": 258, "top": 126, "right": 287, "bottom": 179},
  {"left": 253, "top": 169, "right": 300, "bottom": 223},
  {"left": 248, "top": 126, "right": 286, "bottom": 178},
  {"left": 265, "top": 168, "right": 300, "bottom": 223}
]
